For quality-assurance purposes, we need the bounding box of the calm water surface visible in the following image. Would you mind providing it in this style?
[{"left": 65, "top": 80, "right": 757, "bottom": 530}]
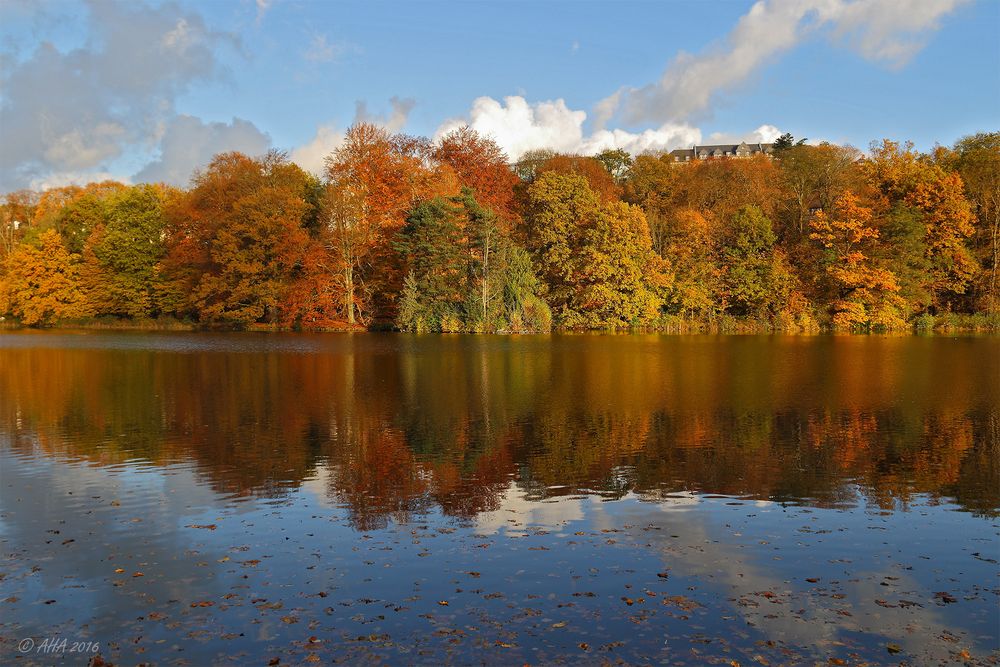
[{"left": 0, "top": 332, "right": 997, "bottom": 665}]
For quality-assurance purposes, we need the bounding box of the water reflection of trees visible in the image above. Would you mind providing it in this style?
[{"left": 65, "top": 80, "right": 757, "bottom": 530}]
[{"left": 0, "top": 334, "right": 996, "bottom": 525}]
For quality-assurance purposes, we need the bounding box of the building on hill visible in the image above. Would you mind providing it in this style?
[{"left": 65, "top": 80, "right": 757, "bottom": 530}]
[{"left": 668, "top": 142, "right": 775, "bottom": 164}]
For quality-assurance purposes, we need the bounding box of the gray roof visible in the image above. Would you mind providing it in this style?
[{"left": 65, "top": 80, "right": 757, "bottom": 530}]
[{"left": 668, "top": 142, "right": 775, "bottom": 160}]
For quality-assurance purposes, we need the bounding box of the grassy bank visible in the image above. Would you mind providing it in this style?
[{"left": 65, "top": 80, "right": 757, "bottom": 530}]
[{"left": 3, "top": 312, "right": 999, "bottom": 334}]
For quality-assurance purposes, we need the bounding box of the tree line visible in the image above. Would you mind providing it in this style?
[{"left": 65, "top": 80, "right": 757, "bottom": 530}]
[{"left": 1, "top": 126, "right": 997, "bottom": 332}]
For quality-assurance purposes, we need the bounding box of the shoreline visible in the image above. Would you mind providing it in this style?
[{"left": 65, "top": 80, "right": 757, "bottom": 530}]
[{"left": 2, "top": 315, "right": 998, "bottom": 336}]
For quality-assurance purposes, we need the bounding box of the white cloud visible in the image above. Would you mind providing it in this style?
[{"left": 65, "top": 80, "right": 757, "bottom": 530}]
[
  {"left": 29, "top": 170, "right": 129, "bottom": 192},
  {"left": 0, "top": 0, "right": 236, "bottom": 191},
  {"left": 434, "top": 95, "right": 702, "bottom": 160},
  {"left": 289, "top": 97, "right": 414, "bottom": 176},
  {"left": 581, "top": 124, "right": 703, "bottom": 156},
  {"left": 706, "top": 124, "right": 784, "bottom": 145},
  {"left": 604, "top": 0, "right": 969, "bottom": 127},
  {"left": 134, "top": 116, "right": 271, "bottom": 185},
  {"left": 436, "top": 96, "right": 585, "bottom": 159},
  {"left": 830, "top": 0, "right": 967, "bottom": 65},
  {"left": 290, "top": 124, "right": 345, "bottom": 176},
  {"left": 42, "top": 122, "right": 128, "bottom": 170},
  {"left": 353, "top": 96, "right": 415, "bottom": 133}
]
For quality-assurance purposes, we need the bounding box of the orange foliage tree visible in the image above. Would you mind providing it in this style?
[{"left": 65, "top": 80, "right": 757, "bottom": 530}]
[
  {"left": 864, "top": 140, "right": 977, "bottom": 311},
  {"left": 535, "top": 154, "right": 621, "bottom": 203},
  {"left": 810, "top": 193, "right": 907, "bottom": 330},
  {"left": 433, "top": 127, "right": 518, "bottom": 222},
  {"left": 325, "top": 123, "right": 460, "bottom": 322},
  {"left": 160, "top": 151, "right": 330, "bottom": 327}
]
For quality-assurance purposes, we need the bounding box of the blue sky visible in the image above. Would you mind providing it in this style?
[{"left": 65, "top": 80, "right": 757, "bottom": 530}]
[{"left": 0, "top": 0, "right": 997, "bottom": 191}]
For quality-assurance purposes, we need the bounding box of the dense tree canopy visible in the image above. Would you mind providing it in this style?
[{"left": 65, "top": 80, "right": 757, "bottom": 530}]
[{"left": 1, "top": 126, "right": 996, "bottom": 332}]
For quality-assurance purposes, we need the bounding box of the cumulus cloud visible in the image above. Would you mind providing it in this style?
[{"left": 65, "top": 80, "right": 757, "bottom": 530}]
[
  {"left": 706, "top": 124, "right": 784, "bottom": 145},
  {"left": 353, "top": 96, "right": 416, "bottom": 133},
  {"left": 434, "top": 95, "right": 702, "bottom": 160},
  {"left": 0, "top": 0, "right": 237, "bottom": 191},
  {"left": 290, "top": 97, "right": 417, "bottom": 176},
  {"left": 30, "top": 170, "right": 130, "bottom": 192},
  {"left": 134, "top": 116, "right": 271, "bottom": 185},
  {"left": 605, "top": 0, "right": 968, "bottom": 127},
  {"left": 291, "top": 124, "right": 345, "bottom": 176}
]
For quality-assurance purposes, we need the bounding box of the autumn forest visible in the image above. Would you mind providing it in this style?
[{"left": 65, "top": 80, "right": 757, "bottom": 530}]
[{"left": 1, "top": 127, "right": 997, "bottom": 333}]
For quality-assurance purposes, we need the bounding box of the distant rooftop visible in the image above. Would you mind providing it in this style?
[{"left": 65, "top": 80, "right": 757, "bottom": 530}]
[{"left": 668, "top": 142, "right": 775, "bottom": 162}]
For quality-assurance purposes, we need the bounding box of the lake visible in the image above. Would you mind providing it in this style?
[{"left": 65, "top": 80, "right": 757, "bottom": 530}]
[{"left": 1, "top": 331, "right": 997, "bottom": 665}]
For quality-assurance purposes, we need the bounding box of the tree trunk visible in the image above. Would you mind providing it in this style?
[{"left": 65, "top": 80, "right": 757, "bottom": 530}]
[
  {"left": 345, "top": 264, "right": 355, "bottom": 325},
  {"left": 481, "top": 235, "right": 490, "bottom": 326},
  {"left": 989, "top": 212, "right": 998, "bottom": 313}
]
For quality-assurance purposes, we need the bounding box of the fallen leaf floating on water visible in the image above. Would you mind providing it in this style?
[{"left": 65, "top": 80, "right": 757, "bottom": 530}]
[
  {"left": 887, "top": 643, "right": 902, "bottom": 654},
  {"left": 185, "top": 524, "right": 217, "bottom": 530}
]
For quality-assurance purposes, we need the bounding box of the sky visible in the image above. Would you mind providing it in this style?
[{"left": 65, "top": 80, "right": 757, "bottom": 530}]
[{"left": 0, "top": 0, "right": 997, "bottom": 192}]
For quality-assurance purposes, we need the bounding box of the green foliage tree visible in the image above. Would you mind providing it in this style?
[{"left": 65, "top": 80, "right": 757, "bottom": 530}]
[
  {"left": 82, "top": 185, "right": 167, "bottom": 318},
  {"left": 948, "top": 132, "right": 1000, "bottom": 312},
  {"left": 525, "top": 172, "right": 664, "bottom": 327},
  {"left": 720, "top": 206, "right": 796, "bottom": 318},
  {"left": 875, "top": 205, "right": 933, "bottom": 315},
  {"left": 773, "top": 132, "right": 806, "bottom": 153},
  {"left": 56, "top": 194, "right": 108, "bottom": 254},
  {"left": 659, "top": 208, "right": 719, "bottom": 318},
  {"left": 395, "top": 191, "right": 551, "bottom": 333},
  {"left": 394, "top": 197, "right": 467, "bottom": 332},
  {"left": 594, "top": 148, "right": 633, "bottom": 184}
]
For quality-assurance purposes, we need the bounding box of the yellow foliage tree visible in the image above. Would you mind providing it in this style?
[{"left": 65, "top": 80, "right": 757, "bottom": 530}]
[{"left": 0, "top": 229, "right": 90, "bottom": 326}]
